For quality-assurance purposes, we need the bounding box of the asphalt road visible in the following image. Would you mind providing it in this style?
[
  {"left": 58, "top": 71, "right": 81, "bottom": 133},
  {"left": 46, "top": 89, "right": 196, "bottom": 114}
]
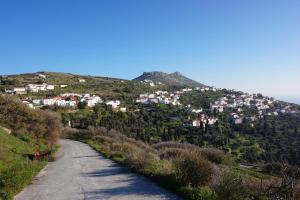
[{"left": 15, "top": 139, "right": 180, "bottom": 200}]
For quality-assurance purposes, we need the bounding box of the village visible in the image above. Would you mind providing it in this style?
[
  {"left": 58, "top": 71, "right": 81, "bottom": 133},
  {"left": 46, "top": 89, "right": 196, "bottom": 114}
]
[
  {"left": 135, "top": 86, "right": 299, "bottom": 128},
  {"left": 3, "top": 75, "right": 299, "bottom": 129}
]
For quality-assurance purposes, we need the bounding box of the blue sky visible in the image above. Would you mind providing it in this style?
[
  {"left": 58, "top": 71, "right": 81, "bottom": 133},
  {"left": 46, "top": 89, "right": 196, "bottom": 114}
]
[{"left": 0, "top": 0, "right": 299, "bottom": 103}]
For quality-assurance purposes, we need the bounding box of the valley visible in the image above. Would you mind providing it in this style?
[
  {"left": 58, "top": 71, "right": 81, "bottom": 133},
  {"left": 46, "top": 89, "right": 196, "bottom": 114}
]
[{"left": 0, "top": 71, "right": 300, "bottom": 199}]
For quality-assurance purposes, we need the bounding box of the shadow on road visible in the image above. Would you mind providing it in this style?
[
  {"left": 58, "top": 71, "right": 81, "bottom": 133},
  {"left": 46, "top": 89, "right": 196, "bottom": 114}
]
[
  {"left": 82, "top": 164, "right": 178, "bottom": 200},
  {"left": 72, "top": 155, "right": 101, "bottom": 158}
]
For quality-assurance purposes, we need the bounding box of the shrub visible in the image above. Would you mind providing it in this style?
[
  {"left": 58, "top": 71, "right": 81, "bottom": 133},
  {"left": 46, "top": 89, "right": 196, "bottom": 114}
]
[
  {"left": 214, "top": 171, "right": 254, "bottom": 200},
  {"left": 125, "top": 148, "right": 152, "bottom": 172},
  {"left": 153, "top": 141, "right": 199, "bottom": 151},
  {"left": 180, "top": 186, "right": 218, "bottom": 200},
  {"left": 174, "top": 151, "right": 214, "bottom": 187},
  {"left": 0, "top": 94, "right": 62, "bottom": 145},
  {"left": 200, "top": 148, "right": 225, "bottom": 165},
  {"left": 158, "top": 148, "right": 187, "bottom": 160},
  {"left": 154, "top": 142, "right": 227, "bottom": 165},
  {"left": 18, "top": 135, "right": 31, "bottom": 143}
]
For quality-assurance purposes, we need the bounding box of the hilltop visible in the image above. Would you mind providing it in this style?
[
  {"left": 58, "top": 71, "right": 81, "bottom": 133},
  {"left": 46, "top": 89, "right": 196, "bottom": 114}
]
[
  {"left": 133, "top": 71, "right": 207, "bottom": 88},
  {"left": 1, "top": 71, "right": 126, "bottom": 85}
]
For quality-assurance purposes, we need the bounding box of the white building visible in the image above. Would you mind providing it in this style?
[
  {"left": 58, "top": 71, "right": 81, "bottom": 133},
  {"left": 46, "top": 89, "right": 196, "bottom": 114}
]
[
  {"left": 192, "top": 109, "right": 203, "bottom": 113},
  {"left": 43, "top": 98, "right": 56, "bottom": 106},
  {"left": 120, "top": 107, "right": 127, "bottom": 112},
  {"left": 12, "top": 87, "right": 26, "bottom": 94},
  {"left": 81, "top": 95, "right": 103, "bottom": 107},
  {"left": 46, "top": 85, "right": 55, "bottom": 90},
  {"left": 78, "top": 78, "right": 86, "bottom": 83},
  {"left": 106, "top": 100, "right": 121, "bottom": 109},
  {"left": 38, "top": 74, "right": 46, "bottom": 79},
  {"left": 25, "top": 83, "right": 54, "bottom": 92},
  {"left": 32, "top": 99, "right": 42, "bottom": 105}
]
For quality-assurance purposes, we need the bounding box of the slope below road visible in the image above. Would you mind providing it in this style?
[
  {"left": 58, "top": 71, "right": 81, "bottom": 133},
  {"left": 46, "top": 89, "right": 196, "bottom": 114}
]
[{"left": 15, "top": 139, "right": 179, "bottom": 200}]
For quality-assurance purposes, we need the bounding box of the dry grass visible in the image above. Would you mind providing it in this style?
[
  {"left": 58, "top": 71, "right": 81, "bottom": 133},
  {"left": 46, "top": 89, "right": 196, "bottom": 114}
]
[
  {"left": 0, "top": 94, "right": 62, "bottom": 145},
  {"left": 65, "top": 127, "right": 300, "bottom": 199},
  {"left": 174, "top": 150, "right": 215, "bottom": 187}
]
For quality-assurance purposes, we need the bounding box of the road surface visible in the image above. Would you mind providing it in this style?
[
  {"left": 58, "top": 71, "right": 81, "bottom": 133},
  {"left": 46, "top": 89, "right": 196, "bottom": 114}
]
[{"left": 15, "top": 139, "right": 179, "bottom": 200}]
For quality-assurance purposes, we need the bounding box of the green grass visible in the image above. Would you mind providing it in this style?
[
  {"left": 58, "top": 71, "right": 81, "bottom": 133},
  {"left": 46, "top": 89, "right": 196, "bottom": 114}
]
[{"left": 0, "top": 128, "right": 47, "bottom": 200}]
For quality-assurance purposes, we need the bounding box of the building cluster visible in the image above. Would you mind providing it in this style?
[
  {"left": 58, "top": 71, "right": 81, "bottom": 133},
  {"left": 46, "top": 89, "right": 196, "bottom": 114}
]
[
  {"left": 136, "top": 90, "right": 181, "bottom": 105},
  {"left": 184, "top": 114, "right": 218, "bottom": 128},
  {"left": 22, "top": 93, "right": 125, "bottom": 111},
  {"left": 140, "top": 79, "right": 164, "bottom": 87},
  {"left": 176, "top": 86, "right": 218, "bottom": 94},
  {"left": 5, "top": 83, "right": 56, "bottom": 94},
  {"left": 5, "top": 83, "right": 70, "bottom": 95},
  {"left": 210, "top": 93, "right": 298, "bottom": 124}
]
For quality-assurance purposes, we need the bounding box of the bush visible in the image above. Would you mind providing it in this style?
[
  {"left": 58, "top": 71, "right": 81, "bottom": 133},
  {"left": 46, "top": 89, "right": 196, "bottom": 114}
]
[
  {"left": 18, "top": 135, "right": 31, "bottom": 143},
  {"left": 174, "top": 151, "right": 214, "bottom": 187},
  {"left": 0, "top": 94, "right": 62, "bottom": 145},
  {"left": 153, "top": 141, "right": 199, "bottom": 151},
  {"left": 200, "top": 148, "right": 225, "bottom": 165},
  {"left": 181, "top": 186, "right": 218, "bottom": 200},
  {"left": 214, "top": 171, "right": 253, "bottom": 200},
  {"left": 154, "top": 142, "right": 227, "bottom": 165},
  {"left": 159, "top": 148, "right": 187, "bottom": 160}
]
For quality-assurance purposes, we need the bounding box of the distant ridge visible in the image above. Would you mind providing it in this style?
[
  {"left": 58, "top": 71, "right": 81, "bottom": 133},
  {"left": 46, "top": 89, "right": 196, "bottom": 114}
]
[{"left": 133, "top": 71, "right": 207, "bottom": 87}]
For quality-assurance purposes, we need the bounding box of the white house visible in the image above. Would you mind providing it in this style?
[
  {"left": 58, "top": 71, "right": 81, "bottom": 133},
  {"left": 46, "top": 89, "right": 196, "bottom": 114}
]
[
  {"left": 25, "top": 84, "right": 39, "bottom": 92},
  {"left": 5, "top": 89, "right": 14, "bottom": 94},
  {"left": 38, "top": 74, "right": 46, "bottom": 79},
  {"left": 66, "top": 101, "right": 77, "bottom": 107},
  {"left": 61, "top": 93, "right": 82, "bottom": 98},
  {"left": 25, "top": 83, "right": 52, "bottom": 92},
  {"left": 106, "top": 100, "right": 121, "bottom": 109},
  {"left": 211, "top": 105, "right": 224, "bottom": 113},
  {"left": 234, "top": 118, "right": 243, "bottom": 124},
  {"left": 120, "top": 107, "right": 127, "bottom": 112},
  {"left": 208, "top": 118, "right": 218, "bottom": 125},
  {"left": 12, "top": 87, "right": 26, "bottom": 94},
  {"left": 192, "top": 109, "right": 203, "bottom": 113},
  {"left": 32, "top": 99, "right": 42, "bottom": 105},
  {"left": 81, "top": 95, "right": 103, "bottom": 107},
  {"left": 43, "top": 98, "right": 56, "bottom": 106},
  {"left": 46, "top": 85, "right": 55, "bottom": 90}
]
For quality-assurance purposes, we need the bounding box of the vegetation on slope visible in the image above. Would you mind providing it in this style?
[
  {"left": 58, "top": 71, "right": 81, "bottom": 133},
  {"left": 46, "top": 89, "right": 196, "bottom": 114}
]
[
  {"left": 0, "top": 94, "right": 61, "bottom": 144},
  {"left": 0, "top": 94, "right": 61, "bottom": 200},
  {"left": 65, "top": 127, "right": 300, "bottom": 200},
  {"left": 62, "top": 101, "right": 300, "bottom": 167},
  {"left": 0, "top": 128, "right": 48, "bottom": 200},
  {"left": 2, "top": 71, "right": 300, "bottom": 199}
]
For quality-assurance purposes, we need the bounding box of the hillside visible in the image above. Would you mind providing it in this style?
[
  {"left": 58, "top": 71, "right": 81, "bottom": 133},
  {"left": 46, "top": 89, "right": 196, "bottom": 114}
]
[
  {"left": 0, "top": 128, "right": 47, "bottom": 200},
  {"left": 0, "top": 71, "right": 166, "bottom": 100},
  {"left": 1, "top": 71, "right": 126, "bottom": 85},
  {"left": 133, "top": 71, "right": 207, "bottom": 88},
  {"left": 1, "top": 71, "right": 300, "bottom": 199},
  {"left": 0, "top": 94, "right": 61, "bottom": 200}
]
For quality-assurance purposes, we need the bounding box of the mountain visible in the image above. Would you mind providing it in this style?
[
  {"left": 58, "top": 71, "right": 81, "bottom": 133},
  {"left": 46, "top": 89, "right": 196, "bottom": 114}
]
[{"left": 133, "top": 71, "right": 207, "bottom": 88}]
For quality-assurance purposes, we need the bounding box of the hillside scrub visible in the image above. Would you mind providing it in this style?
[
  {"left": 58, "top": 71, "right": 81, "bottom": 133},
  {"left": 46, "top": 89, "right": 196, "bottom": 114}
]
[
  {"left": 0, "top": 94, "right": 62, "bottom": 199},
  {"left": 0, "top": 94, "right": 61, "bottom": 144},
  {"left": 64, "top": 126, "right": 298, "bottom": 200},
  {"left": 174, "top": 150, "right": 215, "bottom": 187},
  {"left": 0, "top": 128, "right": 47, "bottom": 200}
]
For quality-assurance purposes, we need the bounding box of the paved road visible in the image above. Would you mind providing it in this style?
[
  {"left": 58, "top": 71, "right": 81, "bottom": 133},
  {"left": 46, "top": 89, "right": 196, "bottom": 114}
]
[{"left": 15, "top": 139, "right": 179, "bottom": 200}]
